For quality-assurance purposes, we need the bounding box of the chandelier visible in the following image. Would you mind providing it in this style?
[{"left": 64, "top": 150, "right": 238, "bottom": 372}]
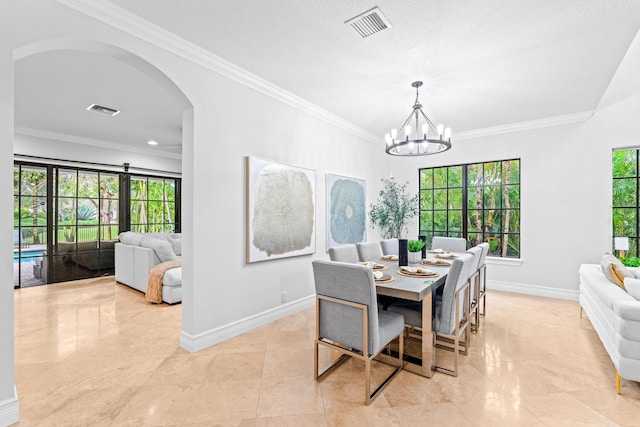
[{"left": 385, "top": 81, "right": 452, "bottom": 156}]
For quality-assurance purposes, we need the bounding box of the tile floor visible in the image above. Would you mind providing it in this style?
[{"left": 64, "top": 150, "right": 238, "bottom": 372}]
[{"left": 12, "top": 276, "right": 640, "bottom": 426}]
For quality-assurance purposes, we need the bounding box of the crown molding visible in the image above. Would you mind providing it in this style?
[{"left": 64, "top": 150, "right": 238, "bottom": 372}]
[
  {"left": 14, "top": 126, "right": 182, "bottom": 160},
  {"left": 56, "top": 0, "right": 380, "bottom": 146},
  {"left": 454, "top": 111, "right": 594, "bottom": 141}
]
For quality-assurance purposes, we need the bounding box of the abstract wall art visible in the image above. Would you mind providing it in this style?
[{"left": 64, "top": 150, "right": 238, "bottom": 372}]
[
  {"left": 326, "top": 173, "right": 366, "bottom": 249},
  {"left": 246, "top": 156, "right": 316, "bottom": 263}
]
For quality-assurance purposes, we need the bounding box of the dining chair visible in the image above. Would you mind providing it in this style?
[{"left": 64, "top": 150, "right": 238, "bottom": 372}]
[
  {"left": 431, "top": 236, "right": 467, "bottom": 253},
  {"left": 328, "top": 244, "right": 359, "bottom": 263},
  {"left": 356, "top": 241, "right": 384, "bottom": 262},
  {"left": 466, "top": 245, "right": 483, "bottom": 334},
  {"left": 386, "top": 253, "right": 474, "bottom": 376},
  {"left": 311, "top": 260, "right": 404, "bottom": 404},
  {"left": 380, "top": 238, "right": 399, "bottom": 255},
  {"left": 477, "top": 242, "right": 490, "bottom": 320}
]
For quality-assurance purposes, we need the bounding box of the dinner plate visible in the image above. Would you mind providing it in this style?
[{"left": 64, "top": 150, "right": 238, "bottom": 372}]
[
  {"left": 421, "top": 259, "right": 451, "bottom": 267},
  {"left": 374, "top": 273, "right": 394, "bottom": 283},
  {"left": 359, "top": 261, "right": 388, "bottom": 270},
  {"left": 396, "top": 269, "right": 439, "bottom": 278}
]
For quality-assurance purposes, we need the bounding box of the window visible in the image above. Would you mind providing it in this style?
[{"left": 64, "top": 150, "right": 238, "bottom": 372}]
[
  {"left": 419, "top": 159, "right": 521, "bottom": 257},
  {"left": 612, "top": 149, "right": 638, "bottom": 256},
  {"left": 13, "top": 161, "right": 181, "bottom": 287},
  {"left": 130, "top": 175, "right": 179, "bottom": 233}
]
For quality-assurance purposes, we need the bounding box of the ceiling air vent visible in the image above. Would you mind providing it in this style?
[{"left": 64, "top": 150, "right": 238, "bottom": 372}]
[
  {"left": 86, "top": 103, "right": 120, "bottom": 116},
  {"left": 345, "top": 6, "right": 392, "bottom": 38}
]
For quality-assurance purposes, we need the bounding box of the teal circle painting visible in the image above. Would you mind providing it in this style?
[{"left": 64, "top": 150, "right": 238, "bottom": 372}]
[{"left": 330, "top": 179, "right": 365, "bottom": 244}]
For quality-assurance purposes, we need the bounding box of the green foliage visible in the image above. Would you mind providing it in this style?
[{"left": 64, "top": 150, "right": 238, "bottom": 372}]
[
  {"left": 368, "top": 177, "right": 419, "bottom": 239},
  {"left": 77, "top": 203, "right": 97, "bottom": 221},
  {"left": 621, "top": 257, "right": 640, "bottom": 267},
  {"left": 407, "top": 239, "right": 425, "bottom": 252}
]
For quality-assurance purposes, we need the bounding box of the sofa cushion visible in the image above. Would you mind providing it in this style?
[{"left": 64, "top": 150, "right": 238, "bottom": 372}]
[
  {"left": 119, "top": 231, "right": 144, "bottom": 246},
  {"left": 168, "top": 237, "right": 182, "bottom": 256},
  {"left": 624, "top": 277, "right": 640, "bottom": 300},
  {"left": 140, "top": 236, "right": 177, "bottom": 262},
  {"left": 163, "top": 267, "right": 182, "bottom": 287},
  {"left": 601, "top": 253, "right": 632, "bottom": 289}
]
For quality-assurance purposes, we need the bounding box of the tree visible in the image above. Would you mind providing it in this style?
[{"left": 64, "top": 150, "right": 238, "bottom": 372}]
[{"left": 369, "top": 177, "right": 419, "bottom": 239}]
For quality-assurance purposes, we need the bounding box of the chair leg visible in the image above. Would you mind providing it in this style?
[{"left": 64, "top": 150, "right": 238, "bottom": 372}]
[
  {"left": 365, "top": 358, "right": 371, "bottom": 404},
  {"left": 617, "top": 371, "right": 621, "bottom": 394},
  {"left": 314, "top": 340, "right": 319, "bottom": 379},
  {"left": 579, "top": 306, "right": 583, "bottom": 318}
]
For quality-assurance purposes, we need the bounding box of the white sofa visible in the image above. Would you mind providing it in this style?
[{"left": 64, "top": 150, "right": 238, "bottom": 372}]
[
  {"left": 579, "top": 262, "right": 640, "bottom": 392},
  {"left": 115, "top": 231, "right": 182, "bottom": 304}
]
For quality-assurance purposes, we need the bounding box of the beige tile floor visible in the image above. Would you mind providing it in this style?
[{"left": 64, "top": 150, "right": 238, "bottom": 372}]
[{"left": 13, "top": 276, "right": 640, "bottom": 426}]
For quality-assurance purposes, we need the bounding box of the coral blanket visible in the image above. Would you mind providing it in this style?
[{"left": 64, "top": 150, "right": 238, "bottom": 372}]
[{"left": 146, "top": 260, "right": 182, "bottom": 303}]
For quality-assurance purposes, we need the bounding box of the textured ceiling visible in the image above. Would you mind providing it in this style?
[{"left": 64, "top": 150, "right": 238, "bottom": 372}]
[
  {"left": 14, "top": 0, "right": 640, "bottom": 154},
  {"left": 107, "top": 0, "right": 640, "bottom": 137}
]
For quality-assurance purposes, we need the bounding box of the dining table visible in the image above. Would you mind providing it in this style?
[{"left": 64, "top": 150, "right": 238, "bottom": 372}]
[{"left": 370, "top": 252, "right": 455, "bottom": 378}]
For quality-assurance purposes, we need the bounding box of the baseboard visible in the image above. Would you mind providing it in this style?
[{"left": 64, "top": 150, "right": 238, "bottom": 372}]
[
  {"left": 0, "top": 386, "right": 19, "bottom": 427},
  {"left": 180, "top": 295, "right": 315, "bottom": 353},
  {"left": 488, "top": 280, "right": 579, "bottom": 301}
]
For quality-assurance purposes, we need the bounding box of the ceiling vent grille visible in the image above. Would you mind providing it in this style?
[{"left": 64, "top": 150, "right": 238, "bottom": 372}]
[
  {"left": 345, "top": 6, "right": 392, "bottom": 38},
  {"left": 86, "top": 103, "right": 120, "bottom": 116}
]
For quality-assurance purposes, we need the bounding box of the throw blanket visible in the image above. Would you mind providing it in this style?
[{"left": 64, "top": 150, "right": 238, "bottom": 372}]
[{"left": 146, "top": 260, "right": 182, "bottom": 303}]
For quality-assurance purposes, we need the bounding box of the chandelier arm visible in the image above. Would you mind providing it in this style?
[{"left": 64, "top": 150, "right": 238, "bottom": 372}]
[
  {"left": 396, "top": 110, "right": 416, "bottom": 137},
  {"left": 417, "top": 108, "right": 438, "bottom": 133}
]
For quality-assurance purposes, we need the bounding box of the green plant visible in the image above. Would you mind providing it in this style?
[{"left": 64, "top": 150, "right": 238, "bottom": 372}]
[
  {"left": 77, "top": 203, "right": 97, "bottom": 221},
  {"left": 368, "top": 177, "right": 419, "bottom": 239},
  {"left": 408, "top": 239, "right": 425, "bottom": 252},
  {"left": 621, "top": 256, "right": 640, "bottom": 267},
  {"left": 407, "top": 240, "right": 425, "bottom": 252}
]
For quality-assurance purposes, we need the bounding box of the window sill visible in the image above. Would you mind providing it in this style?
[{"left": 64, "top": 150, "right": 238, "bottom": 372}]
[{"left": 486, "top": 256, "right": 522, "bottom": 267}]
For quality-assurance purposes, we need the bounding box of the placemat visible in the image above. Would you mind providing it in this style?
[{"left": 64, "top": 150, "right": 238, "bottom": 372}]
[
  {"left": 374, "top": 274, "right": 395, "bottom": 283},
  {"left": 396, "top": 269, "right": 440, "bottom": 278}
]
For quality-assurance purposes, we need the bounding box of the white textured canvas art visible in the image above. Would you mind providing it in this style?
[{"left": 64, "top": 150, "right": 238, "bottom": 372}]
[
  {"left": 246, "top": 156, "right": 316, "bottom": 263},
  {"left": 326, "top": 173, "right": 366, "bottom": 249}
]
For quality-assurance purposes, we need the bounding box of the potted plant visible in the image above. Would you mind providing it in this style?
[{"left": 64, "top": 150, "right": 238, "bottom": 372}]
[
  {"left": 368, "top": 177, "right": 419, "bottom": 239},
  {"left": 407, "top": 239, "right": 425, "bottom": 263}
]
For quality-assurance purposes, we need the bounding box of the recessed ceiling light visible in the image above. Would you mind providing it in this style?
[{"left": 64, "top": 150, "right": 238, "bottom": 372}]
[{"left": 147, "top": 140, "right": 158, "bottom": 146}]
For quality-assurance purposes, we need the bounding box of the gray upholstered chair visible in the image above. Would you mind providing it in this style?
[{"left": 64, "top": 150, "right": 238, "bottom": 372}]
[
  {"left": 380, "top": 239, "right": 399, "bottom": 255},
  {"left": 328, "top": 244, "right": 359, "bottom": 263},
  {"left": 477, "top": 242, "right": 490, "bottom": 320},
  {"left": 466, "top": 246, "right": 483, "bottom": 334},
  {"left": 356, "top": 241, "right": 384, "bottom": 262},
  {"left": 387, "top": 253, "right": 474, "bottom": 376},
  {"left": 431, "top": 236, "right": 467, "bottom": 253},
  {"left": 311, "top": 260, "right": 404, "bottom": 404}
]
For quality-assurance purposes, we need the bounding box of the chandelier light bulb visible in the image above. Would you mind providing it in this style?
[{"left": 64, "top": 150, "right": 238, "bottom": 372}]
[
  {"left": 385, "top": 133, "right": 392, "bottom": 145},
  {"left": 391, "top": 128, "right": 398, "bottom": 139},
  {"left": 444, "top": 127, "right": 451, "bottom": 139},
  {"left": 437, "top": 124, "right": 444, "bottom": 136},
  {"left": 422, "top": 124, "right": 428, "bottom": 136},
  {"left": 405, "top": 125, "right": 411, "bottom": 138}
]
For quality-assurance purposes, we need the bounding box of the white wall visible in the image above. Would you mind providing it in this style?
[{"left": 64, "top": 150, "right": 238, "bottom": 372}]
[
  {"left": 0, "top": 31, "right": 18, "bottom": 426},
  {"left": 388, "top": 34, "right": 640, "bottom": 299},
  {"left": 14, "top": 133, "right": 182, "bottom": 175},
  {"left": 1, "top": 3, "right": 389, "bottom": 423}
]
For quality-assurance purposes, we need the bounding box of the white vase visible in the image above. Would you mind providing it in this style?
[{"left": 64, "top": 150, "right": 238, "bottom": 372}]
[{"left": 408, "top": 251, "right": 422, "bottom": 264}]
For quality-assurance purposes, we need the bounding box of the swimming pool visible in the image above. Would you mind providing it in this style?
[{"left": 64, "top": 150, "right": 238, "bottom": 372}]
[{"left": 14, "top": 250, "right": 45, "bottom": 264}]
